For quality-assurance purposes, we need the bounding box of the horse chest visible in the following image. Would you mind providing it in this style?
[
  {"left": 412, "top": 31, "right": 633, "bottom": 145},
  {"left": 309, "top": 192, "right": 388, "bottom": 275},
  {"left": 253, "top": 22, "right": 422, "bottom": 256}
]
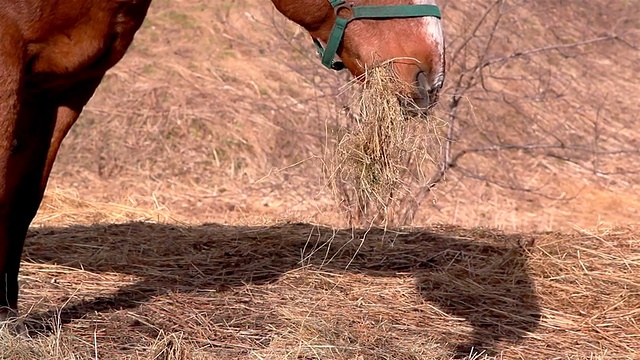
[{"left": 25, "top": 0, "right": 151, "bottom": 90}]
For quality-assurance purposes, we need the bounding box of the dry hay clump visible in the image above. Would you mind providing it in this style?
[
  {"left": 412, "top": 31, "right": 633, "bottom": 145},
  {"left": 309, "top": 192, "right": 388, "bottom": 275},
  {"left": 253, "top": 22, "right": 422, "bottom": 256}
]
[{"left": 328, "top": 64, "right": 447, "bottom": 226}]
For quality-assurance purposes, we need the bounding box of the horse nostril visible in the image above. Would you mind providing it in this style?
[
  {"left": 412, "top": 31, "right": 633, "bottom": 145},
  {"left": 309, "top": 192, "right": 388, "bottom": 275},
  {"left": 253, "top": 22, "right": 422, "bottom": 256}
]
[
  {"left": 415, "top": 71, "right": 435, "bottom": 107},
  {"left": 412, "top": 71, "right": 441, "bottom": 111},
  {"left": 416, "top": 71, "right": 430, "bottom": 98}
]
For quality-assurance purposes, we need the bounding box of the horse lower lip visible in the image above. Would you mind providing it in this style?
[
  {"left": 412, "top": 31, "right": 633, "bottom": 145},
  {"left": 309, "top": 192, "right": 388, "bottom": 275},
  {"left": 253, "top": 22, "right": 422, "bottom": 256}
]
[
  {"left": 399, "top": 96, "right": 431, "bottom": 115},
  {"left": 410, "top": 92, "right": 430, "bottom": 106}
]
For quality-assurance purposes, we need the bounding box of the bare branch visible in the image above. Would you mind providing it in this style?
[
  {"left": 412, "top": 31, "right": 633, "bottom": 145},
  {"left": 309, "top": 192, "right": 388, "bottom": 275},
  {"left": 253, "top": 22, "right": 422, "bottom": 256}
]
[{"left": 481, "top": 33, "right": 622, "bottom": 68}]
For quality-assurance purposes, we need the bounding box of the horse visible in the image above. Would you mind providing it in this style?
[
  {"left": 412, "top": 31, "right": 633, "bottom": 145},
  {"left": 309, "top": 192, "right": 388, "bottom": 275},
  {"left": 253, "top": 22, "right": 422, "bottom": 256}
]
[{"left": 0, "top": 0, "right": 445, "bottom": 323}]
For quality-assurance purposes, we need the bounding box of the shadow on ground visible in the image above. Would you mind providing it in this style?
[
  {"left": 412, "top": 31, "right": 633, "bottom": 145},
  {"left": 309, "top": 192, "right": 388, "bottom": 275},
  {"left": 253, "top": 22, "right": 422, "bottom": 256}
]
[{"left": 23, "top": 222, "right": 540, "bottom": 356}]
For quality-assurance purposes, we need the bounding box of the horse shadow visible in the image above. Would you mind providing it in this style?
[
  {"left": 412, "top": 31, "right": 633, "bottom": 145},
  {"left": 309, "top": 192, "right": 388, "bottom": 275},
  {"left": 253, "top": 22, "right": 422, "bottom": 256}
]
[{"left": 23, "top": 222, "right": 541, "bottom": 356}]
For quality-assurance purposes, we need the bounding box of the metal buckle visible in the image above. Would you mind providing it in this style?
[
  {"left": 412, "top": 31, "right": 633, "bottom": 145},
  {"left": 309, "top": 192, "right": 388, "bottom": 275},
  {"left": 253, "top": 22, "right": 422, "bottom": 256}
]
[{"left": 334, "top": 3, "right": 354, "bottom": 20}]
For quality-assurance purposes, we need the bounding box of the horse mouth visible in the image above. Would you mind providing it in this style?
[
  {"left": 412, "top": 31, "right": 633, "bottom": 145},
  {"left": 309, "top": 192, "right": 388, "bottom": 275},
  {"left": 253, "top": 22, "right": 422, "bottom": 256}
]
[
  {"left": 402, "top": 71, "right": 441, "bottom": 115},
  {"left": 399, "top": 97, "right": 436, "bottom": 116}
]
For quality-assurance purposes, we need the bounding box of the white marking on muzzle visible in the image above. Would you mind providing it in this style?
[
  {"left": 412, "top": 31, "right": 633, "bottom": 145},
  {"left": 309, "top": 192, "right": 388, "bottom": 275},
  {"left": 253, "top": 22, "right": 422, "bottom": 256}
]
[{"left": 413, "top": 0, "right": 445, "bottom": 88}]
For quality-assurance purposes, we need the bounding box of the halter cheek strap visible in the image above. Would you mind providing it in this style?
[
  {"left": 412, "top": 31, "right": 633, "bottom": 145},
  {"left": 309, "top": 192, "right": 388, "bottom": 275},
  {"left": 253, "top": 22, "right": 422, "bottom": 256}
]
[{"left": 313, "top": 0, "right": 442, "bottom": 71}]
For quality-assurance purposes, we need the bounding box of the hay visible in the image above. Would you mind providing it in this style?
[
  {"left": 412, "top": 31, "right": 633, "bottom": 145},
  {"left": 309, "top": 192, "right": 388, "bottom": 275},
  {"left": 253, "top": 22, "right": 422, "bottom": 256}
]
[
  {"left": 327, "top": 64, "right": 447, "bottom": 226},
  {"left": 0, "top": 319, "right": 92, "bottom": 360},
  {"left": 17, "top": 212, "right": 640, "bottom": 358}
]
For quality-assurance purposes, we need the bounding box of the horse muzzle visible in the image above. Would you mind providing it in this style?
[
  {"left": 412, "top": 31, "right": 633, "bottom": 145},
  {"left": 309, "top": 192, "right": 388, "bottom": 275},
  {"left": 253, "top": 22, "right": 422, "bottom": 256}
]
[{"left": 407, "top": 71, "right": 443, "bottom": 113}]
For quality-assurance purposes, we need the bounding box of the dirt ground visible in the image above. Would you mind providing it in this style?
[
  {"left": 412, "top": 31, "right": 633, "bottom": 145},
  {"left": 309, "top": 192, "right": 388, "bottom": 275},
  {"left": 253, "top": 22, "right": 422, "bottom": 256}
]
[{"left": 4, "top": 0, "right": 640, "bottom": 359}]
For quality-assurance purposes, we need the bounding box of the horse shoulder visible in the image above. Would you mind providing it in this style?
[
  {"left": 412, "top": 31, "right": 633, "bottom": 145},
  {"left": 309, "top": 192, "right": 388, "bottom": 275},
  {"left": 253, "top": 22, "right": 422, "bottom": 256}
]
[{"left": 23, "top": 0, "right": 152, "bottom": 84}]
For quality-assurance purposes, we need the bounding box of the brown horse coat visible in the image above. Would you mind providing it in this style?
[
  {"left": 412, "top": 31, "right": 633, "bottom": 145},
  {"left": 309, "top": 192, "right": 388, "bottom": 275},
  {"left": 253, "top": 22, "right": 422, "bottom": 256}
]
[{"left": 0, "top": 1, "right": 153, "bottom": 317}]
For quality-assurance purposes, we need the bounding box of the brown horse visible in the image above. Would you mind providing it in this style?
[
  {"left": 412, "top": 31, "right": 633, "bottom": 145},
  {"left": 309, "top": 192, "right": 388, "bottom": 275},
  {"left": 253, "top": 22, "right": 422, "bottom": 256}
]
[{"left": 0, "top": 0, "right": 445, "bottom": 323}]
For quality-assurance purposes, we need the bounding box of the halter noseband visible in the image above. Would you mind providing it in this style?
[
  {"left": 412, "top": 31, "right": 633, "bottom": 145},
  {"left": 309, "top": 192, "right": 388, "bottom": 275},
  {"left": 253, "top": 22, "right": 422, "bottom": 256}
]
[{"left": 313, "top": 0, "right": 442, "bottom": 71}]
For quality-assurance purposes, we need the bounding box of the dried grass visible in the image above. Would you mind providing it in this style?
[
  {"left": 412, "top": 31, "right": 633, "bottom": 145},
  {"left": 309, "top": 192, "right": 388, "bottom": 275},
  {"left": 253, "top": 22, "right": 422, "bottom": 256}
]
[
  {"left": 327, "top": 64, "right": 446, "bottom": 227},
  {"left": 17, "top": 200, "right": 640, "bottom": 359},
  {"left": 146, "top": 332, "right": 205, "bottom": 360},
  {"left": 0, "top": 319, "right": 91, "bottom": 360}
]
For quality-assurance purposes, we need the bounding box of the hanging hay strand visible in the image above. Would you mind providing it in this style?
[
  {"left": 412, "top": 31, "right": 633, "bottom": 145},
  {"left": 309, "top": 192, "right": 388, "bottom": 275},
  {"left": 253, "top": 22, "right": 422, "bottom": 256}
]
[{"left": 327, "top": 64, "right": 447, "bottom": 226}]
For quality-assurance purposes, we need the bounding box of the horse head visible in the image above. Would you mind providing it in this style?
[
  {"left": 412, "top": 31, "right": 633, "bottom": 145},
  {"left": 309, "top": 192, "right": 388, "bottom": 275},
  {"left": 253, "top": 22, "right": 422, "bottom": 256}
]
[{"left": 272, "top": 0, "right": 445, "bottom": 112}]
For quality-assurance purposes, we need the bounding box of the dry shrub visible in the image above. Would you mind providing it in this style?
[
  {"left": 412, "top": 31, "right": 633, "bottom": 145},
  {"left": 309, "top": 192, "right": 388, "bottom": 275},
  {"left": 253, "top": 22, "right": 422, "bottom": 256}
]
[{"left": 327, "top": 64, "right": 446, "bottom": 227}]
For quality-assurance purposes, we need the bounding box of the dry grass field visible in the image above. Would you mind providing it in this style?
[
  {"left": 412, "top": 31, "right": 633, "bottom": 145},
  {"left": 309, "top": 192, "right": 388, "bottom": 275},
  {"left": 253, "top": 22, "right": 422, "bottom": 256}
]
[{"left": 2, "top": 0, "right": 640, "bottom": 359}]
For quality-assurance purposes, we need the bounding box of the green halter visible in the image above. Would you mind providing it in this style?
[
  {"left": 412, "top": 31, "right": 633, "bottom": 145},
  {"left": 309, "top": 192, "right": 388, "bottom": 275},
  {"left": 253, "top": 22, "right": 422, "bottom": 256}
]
[{"left": 313, "top": 1, "right": 442, "bottom": 71}]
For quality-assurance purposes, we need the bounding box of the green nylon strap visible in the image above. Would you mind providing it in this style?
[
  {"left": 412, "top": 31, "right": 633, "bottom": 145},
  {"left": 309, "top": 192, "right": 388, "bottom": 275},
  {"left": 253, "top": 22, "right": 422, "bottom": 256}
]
[
  {"left": 352, "top": 5, "right": 441, "bottom": 20},
  {"left": 321, "top": 16, "right": 349, "bottom": 69},
  {"left": 314, "top": 3, "right": 442, "bottom": 70},
  {"left": 314, "top": 37, "right": 346, "bottom": 70}
]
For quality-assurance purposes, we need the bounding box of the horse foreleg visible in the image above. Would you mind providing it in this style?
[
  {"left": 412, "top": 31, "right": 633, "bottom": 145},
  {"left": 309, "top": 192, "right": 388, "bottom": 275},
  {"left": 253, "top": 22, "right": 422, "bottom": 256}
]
[
  {"left": 40, "top": 77, "right": 104, "bottom": 191},
  {"left": 0, "top": 20, "right": 30, "bottom": 323},
  {"left": 0, "top": 98, "right": 58, "bottom": 322},
  {"left": 0, "top": 77, "right": 104, "bottom": 323}
]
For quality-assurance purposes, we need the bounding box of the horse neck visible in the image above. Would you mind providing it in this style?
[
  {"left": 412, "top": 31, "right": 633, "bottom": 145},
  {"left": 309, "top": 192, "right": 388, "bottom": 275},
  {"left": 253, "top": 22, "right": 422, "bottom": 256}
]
[{"left": 270, "top": 0, "right": 332, "bottom": 33}]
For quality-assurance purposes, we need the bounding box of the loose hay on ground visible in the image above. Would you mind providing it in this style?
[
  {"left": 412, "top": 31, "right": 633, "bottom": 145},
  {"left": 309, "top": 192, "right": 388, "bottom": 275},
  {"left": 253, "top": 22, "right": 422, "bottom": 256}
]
[
  {"left": 17, "top": 196, "right": 640, "bottom": 359},
  {"left": 327, "top": 64, "right": 446, "bottom": 226}
]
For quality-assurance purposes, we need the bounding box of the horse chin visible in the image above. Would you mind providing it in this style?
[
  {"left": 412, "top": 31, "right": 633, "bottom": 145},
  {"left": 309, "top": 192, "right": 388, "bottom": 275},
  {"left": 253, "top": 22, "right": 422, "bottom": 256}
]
[{"left": 399, "top": 95, "right": 437, "bottom": 117}]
